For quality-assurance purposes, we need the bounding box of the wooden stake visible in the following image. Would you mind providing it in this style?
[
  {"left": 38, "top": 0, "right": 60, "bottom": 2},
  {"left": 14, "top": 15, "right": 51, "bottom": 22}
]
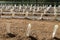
[
  {"left": 14, "top": 4, "right": 16, "bottom": 7},
  {"left": 40, "top": 13, "right": 43, "bottom": 19},
  {"left": 52, "top": 25, "right": 59, "bottom": 38},
  {"left": 11, "top": 7, "right": 15, "bottom": 17},
  {"left": 26, "top": 23, "right": 31, "bottom": 37},
  {"left": 12, "top": 13, "right": 15, "bottom": 17},
  {"left": 19, "top": 5, "right": 22, "bottom": 9},
  {"left": 54, "top": 5, "right": 57, "bottom": 20},
  {"left": 6, "top": 22, "right": 11, "bottom": 33},
  {"left": 25, "top": 11, "right": 28, "bottom": 17}
]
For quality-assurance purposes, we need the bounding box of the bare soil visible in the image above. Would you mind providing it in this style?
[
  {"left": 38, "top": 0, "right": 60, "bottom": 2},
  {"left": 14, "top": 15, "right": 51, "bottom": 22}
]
[{"left": 0, "top": 18, "right": 60, "bottom": 40}]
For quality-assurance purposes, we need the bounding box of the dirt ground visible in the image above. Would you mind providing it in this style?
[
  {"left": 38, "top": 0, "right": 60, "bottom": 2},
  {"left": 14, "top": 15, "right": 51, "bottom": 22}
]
[{"left": 0, "top": 18, "right": 60, "bottom": 40}]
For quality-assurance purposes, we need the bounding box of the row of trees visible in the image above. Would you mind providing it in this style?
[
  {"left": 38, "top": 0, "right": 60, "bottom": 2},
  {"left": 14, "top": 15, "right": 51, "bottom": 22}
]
[
  {"left": 0, "top": 0, "right": 60, "bottom": 6},
  {"left": 0, "top": 0, "right": 60, "bottom": 2}
]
